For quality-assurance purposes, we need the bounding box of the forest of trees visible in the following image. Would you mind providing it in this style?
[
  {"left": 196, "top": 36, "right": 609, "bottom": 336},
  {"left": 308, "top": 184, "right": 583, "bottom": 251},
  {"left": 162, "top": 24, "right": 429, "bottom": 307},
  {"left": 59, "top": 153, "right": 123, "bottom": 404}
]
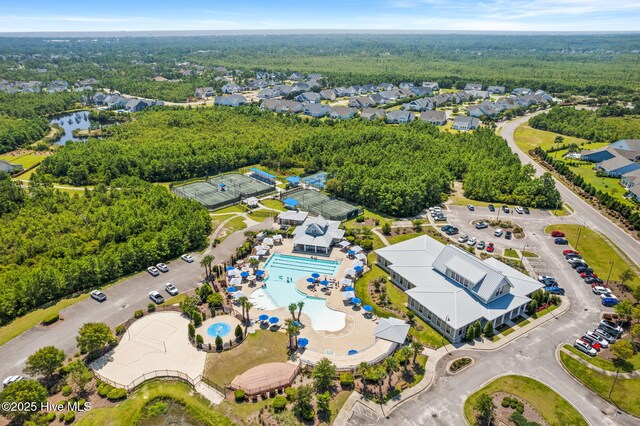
[
  {"left": 0, "top": 92, "right": 82, "bottom": 118},
  {"left": 529, "top": 106, "right": 640, "bottom": 142},
  {"left": 0, "top": 115, "right": 49, "bottom": 153},
  {"left": 40, "top": 107, "right": 561, "bottom": 216},
  {"left": 0, "top": 174, "right": 211, "bottom": 325}
]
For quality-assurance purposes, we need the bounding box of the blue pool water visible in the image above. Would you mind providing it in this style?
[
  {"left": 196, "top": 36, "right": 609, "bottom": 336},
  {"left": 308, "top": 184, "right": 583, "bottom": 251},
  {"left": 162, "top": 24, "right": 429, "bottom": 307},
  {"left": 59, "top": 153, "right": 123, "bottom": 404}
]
[
  {"left": 249, "top": 253, "right": 345, "bottom": 332},
  {"left": 206, "top": 322, "right": 232, "bottom": 338}
]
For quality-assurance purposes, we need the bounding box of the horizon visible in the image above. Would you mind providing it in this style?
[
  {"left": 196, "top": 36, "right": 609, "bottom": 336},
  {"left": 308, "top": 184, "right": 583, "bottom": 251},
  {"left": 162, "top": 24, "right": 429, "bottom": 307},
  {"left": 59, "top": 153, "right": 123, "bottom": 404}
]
[{"left": 2, "top": 0, "right": 640, "bottom": 33}]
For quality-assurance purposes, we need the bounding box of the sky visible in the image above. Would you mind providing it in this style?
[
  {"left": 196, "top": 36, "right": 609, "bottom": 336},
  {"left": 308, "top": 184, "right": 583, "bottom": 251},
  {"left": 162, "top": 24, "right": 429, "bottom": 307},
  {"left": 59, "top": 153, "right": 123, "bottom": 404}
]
[{"left": 1, "top": 0, "right": 640, "bottom": 33}]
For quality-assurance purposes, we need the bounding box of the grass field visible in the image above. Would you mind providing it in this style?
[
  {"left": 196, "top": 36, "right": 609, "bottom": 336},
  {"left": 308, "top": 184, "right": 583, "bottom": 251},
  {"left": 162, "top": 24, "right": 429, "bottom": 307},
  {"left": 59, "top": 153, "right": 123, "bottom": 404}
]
[
  {"left": 560, "top": 352, "right": 640, "bottom": 417},
  {"left": 247, "top": 209, "right": 278, "bottom": 222},
  {"left": 544, "top": 224, "right": 639, "bottom": 290},
  {"left": 260, "top": 199, "right": 286, "bottom": 211},
  {"left": 513, "top": 124, "right": 589, "bottom": 153},
  {"left": 463, "top": 375, "right": 587, "bottom": 426},
  {"left": 561, "top": 157, "right": 635, "bottom": 207},
  {"left": 386, "top": 231, "right": 424, "bottom": 245},
  {"left": 217, "top": 216, "right": 248, "bottom": 242},
  {"left": 203, "top": 331, "right": 288, "bottom": 386},
  {"left": 77, "top": 381, "right": 233, "bottom": 426},
  {"left": 211, "top": 204, "right": 247, "bottom": 214},
  {"left": 0, "top": 151, "right": 49, "bottom": 169},
  {"left": 563, "top": 344, "right": 640, "bottom": 372},
  {"left": 342, "top": 208, "right": 394, "bottom": 228}
]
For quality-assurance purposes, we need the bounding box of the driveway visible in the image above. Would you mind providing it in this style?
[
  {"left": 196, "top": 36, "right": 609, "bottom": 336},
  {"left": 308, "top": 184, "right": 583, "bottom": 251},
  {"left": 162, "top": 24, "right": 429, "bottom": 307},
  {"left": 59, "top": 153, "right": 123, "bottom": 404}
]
[{"left": 0, "top": 218, "right": 273, "bottom": 382}]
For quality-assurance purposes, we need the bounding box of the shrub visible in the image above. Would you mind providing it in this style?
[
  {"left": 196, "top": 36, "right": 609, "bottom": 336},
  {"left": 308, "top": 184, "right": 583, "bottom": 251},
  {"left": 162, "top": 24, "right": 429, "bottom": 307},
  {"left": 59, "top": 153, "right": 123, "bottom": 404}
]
[
  {"left": 502, "top": 396, "right": 511, "bottom": 407},
  {"left": 134, "top": 310, "right": 144, "bottom": 319},
  {"left": 61, "top": 385, "right": 73, "bottom": 396},
  {"left": 196, "top": 334, "right": 204, "bottom": 348},
  {"left": 272, "top": 395, "right": 287, "bottom": 412},
  {"left": 516, "top": 401, "right": 524, "bottom": 414},
  {"left": 188, "top": 323, "right": 196, "bottom": 339},
  {"left": 147, "top": 303, "right": 156, "bottom": 312},
  {"left": 97, "top": 383, "right": 113, "bottom": 397},
  {"left": 235, "top": 324, "right": 243, "bottom": 339},
  {"left": 193, "top": 312, "right": 203, "bottom": 327},
  {"left": 510, "top": 400, "right": 517, "bottom": 409},
  {"left": 41, "top": 313, "right": 60, "bottom": 325},
  {"left": 301, "top": 407, "right": 315, "bottom": 421},
  {"left": 115, "top": 325, "right": 126, "bottom": 335},
  {"left": 63, "top": 411, "right": 75, "bottom": 424},
  {"left": 234, "top": 389, "right": 245, "bottom": 401},
  {"left": 106, "top": 388, "right": 127, "bottom": 401},
  {"left": 77, "top": 399, "right": 86, "bottom": 409},
  {"left": 215, "top": 335, "right": 223, "bottom": 351},
  {"left": 356, "top": 215, "right": 365, "bottom": 223},
  {"left": 45, "top": 412, "right": 56, "bottom": 422},
  {"left": 59, "top": 413, "right": 65, "bottom": 422},
  {"left": 340, "top": 372, "right": 355, "bottom": 388},
  {"left": 284, "top": 387, "right": 296, "bottom": 400},
  {"left": 510, "top": 411, "right": 542, "bottom": 426}
]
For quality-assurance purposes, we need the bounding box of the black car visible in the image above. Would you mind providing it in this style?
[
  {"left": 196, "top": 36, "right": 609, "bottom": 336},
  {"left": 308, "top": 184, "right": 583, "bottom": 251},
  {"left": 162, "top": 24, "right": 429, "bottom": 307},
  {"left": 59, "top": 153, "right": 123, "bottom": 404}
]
[
  {"left": 502, "top": 205, "right": 510, "bottom": 213},
  {"left": 585, "top": 277, "right": 604, "bottom": 285},
  {"left": 445, "top": 227, "right": 459, "bottom": 235},
  {"left": 554, "top": 238, "right": 568, "bottom": 245},
  {"left": 523, "top": 207, "right": 530, "bottom": 214},
  {"left": 565, "top": 253, "right": 582, "bottom": 259},
  {"left": 505, "top": 231, "right": 512, "bottom": 239},
  {"left": 488, "top": 204, "right": 495, "bottom": 212},
  {"left": 441, "top": 225, "right": 453, "bottom": 232},
  {"left": 576, "top": 266, "right": 594, "bottom": 274}
]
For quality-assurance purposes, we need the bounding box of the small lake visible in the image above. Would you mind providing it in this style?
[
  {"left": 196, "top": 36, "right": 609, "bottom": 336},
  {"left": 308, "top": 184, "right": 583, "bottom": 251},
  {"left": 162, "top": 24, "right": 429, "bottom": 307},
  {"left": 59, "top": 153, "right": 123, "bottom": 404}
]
[{"left": 50, "top": 111, "right": 91, "bottom": 145}]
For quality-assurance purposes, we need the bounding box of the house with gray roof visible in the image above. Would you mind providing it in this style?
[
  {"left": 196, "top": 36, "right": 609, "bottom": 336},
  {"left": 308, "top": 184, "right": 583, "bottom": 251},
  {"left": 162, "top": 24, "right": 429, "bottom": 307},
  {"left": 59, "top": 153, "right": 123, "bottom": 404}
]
[
  {"left": 621, "top": 169, "right": 640, "bottom": 189},
  {"left": 319, "top": 89, "right": 337, "bottom": 101},
  {"left": 292, "top": 215, "right": 345, "bottom": 253},
  {"left": 628, "top": 185, "right": 640, "bottom": 203},
  {"left": 295, "top": 92, "right": 321, "bottom": 104},
  {"left": 468, "top": 101, "right": 500, "bottom": 118},
  {"left": 329, "top": 106, "right": 357, "bottom": 120},
  {"left": 422, "top": 82, "right": 439, "bottom": 91},
  {"left": 195, "top": 87, "right": 215, "bottom": 99},
  {"left": 595, "top": 156, "right": 640, "bottom": 178},
  {"left": 292, "top": 82, "right": 311, "bottom": 92},
  {"left": 289, "top": 72, "right": 305, "bottom": 81},
  {"left": 361, "top": 108, "right": 386, "bottom": 121},
  {"left": 275, "top": 100, "right": 304, "bottom": 114},
  {"left": 386, "top": 110, "right": 415, "bottom": 124},
  {"left": 452, "top": 116, "right": 480, "bottom": 131},
  {"left": 0, "top": 160, "right": 24, "bottom": 175},
  {"left": 277, "top": 210, "right": 309, "bottom": 226},
  {"left": 420, "top": 110, "right": 447, "bottom": 126},
  {"left": 124, "top": 99, "right": 148, "bottom": 112},
  {"left": 487, "top": 86, "right": 506, "bottom": 95},
  {"left": 348, "top": 96, "right": 376, "bottom": 108},
  {"left": 511, "top": 88, "right": 532, "bottom": 96},
  {"left": 92, "top": 92, "right": 107, "bottom": 105},
  {"left": 404, "top": 98, "right": 433, "bottom": 112},
  {"left": 378, "top": 83, "right": 394, "bottom": 91},
  {"left": 257, "top": 88, "right": 281, "bottom": 99},
  {"left": 410, "top": 86, "right": 433, "bottom": 97},
  {"left": 221, "top": 83, "right": 242, "bottom": 94},
  {"left": 47, "top": 80, "right": 68, "bottom": 93},
  {"left": 302, "top": 103, "right": 329, "bottom": 118},
  {"left": 214, "top": 94, "right": 247, "bottom": 107},
  {"left": 376, "top": 235, "right": 543, "bottom": 343},
  {"left": 464, "top": 83, "right": 482, "bottom": 91}
]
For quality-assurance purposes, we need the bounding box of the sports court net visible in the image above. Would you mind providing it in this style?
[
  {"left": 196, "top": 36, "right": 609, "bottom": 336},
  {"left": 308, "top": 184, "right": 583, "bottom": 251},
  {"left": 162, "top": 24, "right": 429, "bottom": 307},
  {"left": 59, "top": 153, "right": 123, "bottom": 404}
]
[{"left": 286, "top": 189, "right": 360, "bottom": 221}]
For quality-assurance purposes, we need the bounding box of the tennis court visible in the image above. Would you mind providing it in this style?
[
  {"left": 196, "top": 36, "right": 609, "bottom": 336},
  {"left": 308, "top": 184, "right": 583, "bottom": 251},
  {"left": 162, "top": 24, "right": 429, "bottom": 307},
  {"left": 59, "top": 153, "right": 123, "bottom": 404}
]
[
  {"left": 302, "top": 171, "right": 328, "bottom": 189},
  {"left": 172, "top": 173, "right": 275, "bottom": 210},
  {"left": 286, "top": 189, "right": 360, "bottom": 221}
]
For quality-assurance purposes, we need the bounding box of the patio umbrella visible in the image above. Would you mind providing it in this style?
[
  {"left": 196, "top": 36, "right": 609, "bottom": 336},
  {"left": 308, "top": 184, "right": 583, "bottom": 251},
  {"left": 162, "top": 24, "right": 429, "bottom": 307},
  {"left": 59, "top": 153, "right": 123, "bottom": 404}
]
[
  {"left": 230, "top": 277, "right": 242, "bottom": 286},
  {"left": 293, "top": 321, "right": 302, "bottom": 327},
  {"left": 240, "top": 271, "right": 249, "bottom": 278},
  {"left": 232, "top": 291, "right": 245, "bottom": 299},
  {"left": 340, "top": 278, "right": 353, "bottom": 286},
  {"left": 343, "top": 286, "right": 355, "bottom": 292},
  {"left": 347, "top": 349, "right": 359, "bottom": 356},
  {"left": 298, "top": 338, "right": 309, "bottom": 347},
  {"left": 347, "top": 250, "right": 355, "bottom": 256},
  {"left": 351, "top": 297, "right": 362, "bottom": 305},
  {"left": 320, "top": 280, "right": 330, "bottom": 286},
  {"left": 342, "top": 291, "right": 356, "bottom": 300},
  {"left": 258, "top": 314, "right": 269, "bottom": 321},
  {"left": 269, "top": 316, "right": 280, "bottom": 325},
  {"left": 354, "top": 265, "right": 363, "bottom": 272},
  {"left": 256, "top": 270, "right": 265, "bottom": 276},
  {"left": 345, "top": 268, "right": 356, "bottom": 277},
  {"left": 306, "top": 277, "right": 316, "bottom": 283},
  {"left": 226, "top": 265, "right": 235, "bottom": 271},
  {"left": 362, "top": 305, "right": 373, "bottom": 312},
  {"left": 226, "top": 286, "right": 237, "bottom": 293},
  {"left": 311, "top": 272, "right": 320, "bottom": 279}
]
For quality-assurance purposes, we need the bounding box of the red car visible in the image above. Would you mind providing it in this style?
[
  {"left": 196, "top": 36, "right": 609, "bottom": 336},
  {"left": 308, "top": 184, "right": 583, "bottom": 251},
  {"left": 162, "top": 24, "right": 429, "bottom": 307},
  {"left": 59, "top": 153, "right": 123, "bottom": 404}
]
[
  {"left": 486, "top": 242, "right": 495, "bottom": 253},
  {"left": 581, "top": 272, "right": 598, "bottom": 278},
  {"left": 551, "top": 230, "right": 565, "bottom": 238},
  {"left": 580, "top": 337, "right": 601, "bottom": 351},
  {"left": 563, "top": 249, "right": 579, "bottom": 255}
]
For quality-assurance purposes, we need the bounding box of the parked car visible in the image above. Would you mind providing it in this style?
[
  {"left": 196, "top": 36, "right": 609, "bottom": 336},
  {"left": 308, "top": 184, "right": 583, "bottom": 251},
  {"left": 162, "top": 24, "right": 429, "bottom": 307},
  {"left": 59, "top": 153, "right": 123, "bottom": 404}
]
[
  {"left": 445, "top": 227, "right": 459, "bottom": 235},
  {"left": 2, "top": 375, "right": 24, "bottom": 387},
  {"left": 551, "top": 230, "right": 565, "bottom": 237},
  {"left": 599, "top": 320, "right": 623, "bottom": 338},
  {"left": 580, "top": 272, "right": 597, "bottom": 278},
  {"left": 576, "top": 266, "right": 594, "bottom": 274},
  {"left": 434, "top": 214, "right": 447, "bottom": 221},
  {"left": 565, "top": 253, "right": 582, "bottom": 260},
  {"left": 502, "top": 205, "right": 510, "bottom": 213},
  {"left": 165, "top": 283, "right": 179, "bottom": 296},
  {"left": 467, "top": 237, "right": 477, "bottom": 246},
  {"left": 602, "top": 297, "right": 620, "bottom": 307},
  {"left": 477, "top": 241, "right": 486, "bottom": 250},
  {"left": 585, "top": 330, "right": 609, "bottom": 348},
  {"left": 458, "top": 234, "right": 469, "bottom": 243},
  {"left": 147, "top": 266, "right": 160, "bottom": 276},
  {"left": 515, "top": 206, "right": 524, "bottom": 214},
  {"left": 580, "top": 335, "right": 602, "bottom": 351},
  {"left": 467, "top": 204, "right": 475, "bottom": 211},
  {"left": 488, "top": 204, "right": 495, "bottom": 212},
  {"left": 494, "top": 228, "right": 504, "bottom": 237},
  {"left": 505, "top": 230, "right": 512, "bottom": 240},
  {"left": 486, "top": 242, "right": 495, "bottom": 253},
  {"left": 584, "top": 277, "right": 604, "bottom": 285},
  {"left": 149, "top": 291, "right": 165, "bottom": 304},
  {"left": 475, "top": 221, "right": 489, "bottom": 229},
  {"left": 538, "top": 275, "right": 556, "bottom": 283},
  {"left": 574, "top": 339, "right": 596, "bottom": 356},
  {"left": 156, "top": 263, "right": 169, "bottom": 272},
  {"left": 545, "top": 286, "right": 565, "bottom": 295},
  {"left": 592, "top": 286, "right": 611, "bottom": 295},
  {"left": 523, "top": 207, "right": 530, "bottom": 214},
  {"left": 90, "top": 290, "right": 107, "bottom": 302},
  {"left": 540, "top": 278, "right": 557, "bottom": 286},
  {"left": 441, "top": 225, "right": 454, "bottom": 232},
  {"left": 593, "top": 328, "right": 617, "bottom": 344},
  {"left": 554, "top": 238, "right": 568, "bottom": 245},
  {"left": 570, "top": 259, "right": 588, "bottom": 267},
  {"left": 563, "top": 249, "right": 579, "bottom": 256},
  {"left": 181, "top": 254, "right": 194, "bottom": 263}
]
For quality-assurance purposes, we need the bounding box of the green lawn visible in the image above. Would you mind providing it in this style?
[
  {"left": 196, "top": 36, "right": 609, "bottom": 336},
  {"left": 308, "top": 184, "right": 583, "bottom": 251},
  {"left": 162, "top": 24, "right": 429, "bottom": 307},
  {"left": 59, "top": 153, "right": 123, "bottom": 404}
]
[
  {"left": 387, "top": 231, "right": 424, "bottom": 245},
  {"left": 328, "top": 390, "right": 353, "bottom": 425},
  {"left": 342, "top": 208, "right": 394, "bottom": 228},
  {"left": 563, "top": 344, "right": 640, "bottom": 372},
  {"left": 210, "top": 213, "right": 237, "bottom": 232},
  {"left": 464, "top": 375, "right": 587, "bottom": 426},
  {"left": 260, "top": 199, "right": 286, "bottom": 211},
  {"left": 247, "top": 209, "right": 278, "bottom": 222},
  {"left": 504, "top": 248, "right": 519, "bottom": 258},
  {"left": 77, "top": 381, "right": 233, "bottom": 426},
  {"left": 161, "top": 293, "right": 187, "bottom": 307},
  {"left": 544, "top": 224, "right": 640, "bottom": 290},
  {"left": 211, "top": 204, "right": 247, "bottom": 214},
  {"left": 522, "top": 250, "right": 539, "bottom": 258},
  {"left": 221, "top": 216, "right": 248, "bottom": 236},
  {"left": 203, "top": 331, "right": 288, "bottom": 387},
  {"left": 513, "top": 124, "right": 589, "bottom": 153},
  {"left": 563, "top": 159, "right": 635, "bottom": 207},
  {"left": 448, "top": 193, "right": 494, "bottom": 207},
  {"left": 530, "top": 304, "right": 559, "bottom": 319},
  {"left": 560, "top": 352, "right": 640, "bottom": 417},
  {"left": 0, "top": 151, "right": 49, "bottom": 169}
]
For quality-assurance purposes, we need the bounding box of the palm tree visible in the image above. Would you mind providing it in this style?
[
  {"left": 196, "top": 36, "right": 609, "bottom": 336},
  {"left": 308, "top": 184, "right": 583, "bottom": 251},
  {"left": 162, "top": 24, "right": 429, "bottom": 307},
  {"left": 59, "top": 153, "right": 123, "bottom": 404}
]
[
  {"left": 288, "top": 303, "right": 297, "bottom": 321},
  {"left": 398, "top": 347, "right": 412, "bottom": 373},
  {"left": 384, "top": 356, "right": 398, "bottom": 389},
  {"left": 249, "top": 257, "right": 260, "bottom": 268},
  {"left": 242, "top": 298, "right": 253, "bottom": 328},
  {"left": 374, "top": 366, "right": 386, "bottom": 401},
  {"left": 357, "top": 362, "right": 370, "bottom": 396},
  {"left": 410, "top": 341, "right": 424, "bottom": 364},
  {"left": 296, "top": 301, "right": 305, "bottom": 322},
  {"left": 284, "top": 318, "right": 299, "bottom": 350},
  {"left": 200, "top": 255, "right": 215, "bottom": 282},
  {"left": 237, "top": 296, "right": 249, "bottom": 324}
]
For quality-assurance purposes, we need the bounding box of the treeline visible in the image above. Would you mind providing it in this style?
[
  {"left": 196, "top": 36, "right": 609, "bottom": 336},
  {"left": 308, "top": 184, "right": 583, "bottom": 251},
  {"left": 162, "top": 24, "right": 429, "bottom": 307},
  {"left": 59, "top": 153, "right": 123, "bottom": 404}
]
[
  {"left": 0, "top": 92, "right": 82, "bottom": 118},
  {"left": 40, "top": 107, "right": 561, "bottom": 216},
  {"left": 0, "top": 115, "right": 49, "bottom": 153},
  {"left": 0, "top": 174, "right": 211, "bottom": 325},
  {"left": 529, "top": 107, "right": 640, "bottom": 142}
]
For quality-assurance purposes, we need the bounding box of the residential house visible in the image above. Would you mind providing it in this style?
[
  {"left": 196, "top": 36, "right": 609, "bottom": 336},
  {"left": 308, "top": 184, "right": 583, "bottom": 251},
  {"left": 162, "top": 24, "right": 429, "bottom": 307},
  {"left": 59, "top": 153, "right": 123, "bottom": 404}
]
[
  {"left": 292, "top": 82, "right": 311, "bottom": 93},
  {"left": 378, "top": 83, "right": 394, "bottom": 91},
  {"left": 399, "top": 88, "right": 415, "bottom": 98},
  {"left": 333, "top": 87, "right": 347, "bottom": 97},
  {"left": 465, "top": 90, "right": 489, "bottom": 99},
  {"left": 348, "top": 96, "right": 376, "bottom": 108},
  {"left": 628, "top": 185, "right": 640, "bottom": 202},
  {"left": 362, "top": 84, "right": 377, "bottom": 93},
  {"left": 422, "top": 82, "right": 440, "bottom": 91},
  {"left": 452, "top": 116, "right": 480, "bottom": 131},
  {"left": 214, "top": 94, "right": 247, "bottom": 107},
  {"left": 432, "top": 94, "right": 451, "bottom": 107},
  {"left": 275, "top": 85, "right": 296, "bottom": 97},
  {"left": 292, "top": 215, "right": 345, "bottom": 253},
  {"left": 302, "top": 103, "right": 329, "bottom": 118},
  {"left": 621, "top": 169, "right": 640, "bottom": 189},
  {"left": 496, "top": 97, "right": 519, "bottom": 110},
  {"left": 511, "top": 88, "right": 532, "bottom": 96},
  {"left": 319, "top": 89, "right": 337, "bottom": 101},
  {"left": 452, "top": 91, "right": 473, "bottom": 104},
  {"left": 307, "top": 73, "right": 323, "bottom": 80},
  {"left": 306, "top": 79, "right": 322, "bottom": 89},
  {"left": 195, "top": 87, "right": 215, "bottom": 99},
  {"left": 275, "top": 100, "right": 304, "bottom": 114},
  {"left": 420, "top": 111, "right": 447, "bottom": 126},
  {"left": 534, "top": 90, "right": 553, "bottom": 102},
  {"left": 410, "top": 86, "right": 433, "bottom": 97},
  {"left": 580, "top": 146, "right": 618, "bottom": 163},
  {"left": 289, "top": 72, "right": 305, "bottom": 81},
  {"left": 369, "top": 93, "right": 384, "bottom": 105},
  {"left": 329, "top": 106, "right": 357, "bottom": 120},
  {"left": 0, "top": 160, "right": 24, "bottom": 175},
  {"left": 342, "top": 87, "right": 357, "bottom": 97},
  {"left": 260, "top": 99, "right": 281, "bottom": 111},
  {"left": 295, "top": 92, "right": 321, "bottom": 104},
  {"left": 379, "top": 90, "right": 401, "bottom": 103},
  {"left": 376, "top": 235, "right": 543, "bottom": 343},
  {"left": 361, "top": 108, "right": 386, "bottom": 121},
  {"left": 595, "top": 156, "right": 640, "bottom": 178},
  {"left": 386, "top": 110, "right": 415, "bottom": 124},
  {"left": 92, "top": 92, "right": 107, "bottom": 105},
  {"left": 399, "top": 82, "right": 415, "bottom": 90},
  {"left": 487, "top": 86, "right": 506, "bottom": 95},
  {"left": 104, "top": 94, "right": 127, "bottom": 109},
  {"left": 257, "top": 88, "right": 281, "bottom": 99},
  {"left": 221, "top": 83, "right": 242, "bottom": 94},
  {"left": 124, "top": 99, "right": 147, "bottom": 112},
  {"left": 404, "top": 98, "right": 433, "bottom": 112},
  {"left": 77, "top": 78, "right": 99, "bottom": 87},
  {"left": 464, "top": 83, "right": 483, "bottom": 91},
  {"left": 467, "top": 101, "right": 500, "bottom": 118},
  {"left": 47, "top": 80, "right": 68, "bottom": 93},
  {"left": 246, "top": 79, "right": 269, "bottom": 90},
  {"left": 608, "top": 140, "right": 640, "bottom": 161}
]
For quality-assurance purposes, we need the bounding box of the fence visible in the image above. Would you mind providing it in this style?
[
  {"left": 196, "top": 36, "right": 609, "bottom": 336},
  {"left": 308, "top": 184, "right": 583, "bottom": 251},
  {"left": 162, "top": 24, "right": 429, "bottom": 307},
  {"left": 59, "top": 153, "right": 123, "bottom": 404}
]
[{"left": 115, "top": 305, "right": 182, "bottom": 343}]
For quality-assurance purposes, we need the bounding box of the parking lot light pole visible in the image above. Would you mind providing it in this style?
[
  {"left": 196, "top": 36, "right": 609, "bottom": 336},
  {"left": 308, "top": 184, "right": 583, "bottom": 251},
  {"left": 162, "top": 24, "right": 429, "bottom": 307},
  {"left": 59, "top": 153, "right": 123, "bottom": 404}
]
[
  {"left": 606, "top": 261, "right": 614, "bottom": 286},
  {"left": 441, "top": 315, "right": 451, "bottom": 355},
  {"left": 520, "top": 243, "right": 528, "bottom": 263},
  {"left": 575, "top": 222, "right": 586, "bottom": 250}
]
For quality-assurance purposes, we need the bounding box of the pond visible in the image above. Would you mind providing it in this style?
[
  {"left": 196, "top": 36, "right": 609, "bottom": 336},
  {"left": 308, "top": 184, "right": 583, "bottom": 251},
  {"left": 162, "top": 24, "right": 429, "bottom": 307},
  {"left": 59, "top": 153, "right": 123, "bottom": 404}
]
[{"left": 50, "top": 111, "right": 91, "bottom": 145}]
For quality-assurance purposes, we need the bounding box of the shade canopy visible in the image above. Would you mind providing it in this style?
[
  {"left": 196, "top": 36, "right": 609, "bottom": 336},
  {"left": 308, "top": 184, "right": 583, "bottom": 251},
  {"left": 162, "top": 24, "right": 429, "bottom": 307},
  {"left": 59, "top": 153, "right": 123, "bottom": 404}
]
[
  {"left": 306, "top": 277, "right": 316, "bottom": 283},
  {"left": 345, "top": 268, "right": 356, "bottom": 277},
  {"left": 226, "top": 265, "right": 235, "bottom": 271},
  {"left": 374, "top": 317, "right": 411, "bottom": 344},
  {"left": 298, "top": 338, "right": 309, "bottom": 347},
  {"left": 256, "top": 249, "right": 268, "bottom": 256},
  {"left": 232, "top": 291, "right": 245, "bottom": 299},
  {"left": 311, "top": 273, "right": 320, "bottom": 279},
  {"left": 355, "top": 253, "right": 367, "bottom": 261},
  {"left": 347, "top": 349, "right": 359, "bottom": 356},
  {"left": 258, "top": 314, "right": 269, "bottom": 321},
  {"left": 340, "top": 278, "right": 353, "bottom": 286},
  {"left": 351, "top": 246, "right": 364, "bottom": 253},
  {"left": 226, "top": 286, "right": 237, "bottom": 293},
  {"left": 342, "top": 291, "right": 356, "bottom": 300},
  {"left": 269, "top": 316, "right": 280, "bottom": 324},
  {"left": 362, "top": 305, "right": 374, "bottom": 312},
  {"left": 320, "top": 280, "right": 330, "bottom": 286},
  {"left": 339, "top": 240, "right": 351, "bottom": 248},
  {"left": 351, "top": 297, "right": 362, "bottom": 305},
  {"left": 347, "top": 250, "right": 355, "bottom": 255},
  {"left": 283, "top": 198, "right": 300, "bottom": 207},
  {"left": 240, "top": 271, "right": 249, "bottom": 278},
  {"left": 256, "top": 270, "right": 265, "bottom": 276},
  {"left": 230, "top": 277, "right": 242, "bottom": 285},
  {"left": 343, "top": 285, "right": 354, "bottom": 292},
  {"left": 354, "top": 265, "right": 363, "bottom": 272}
]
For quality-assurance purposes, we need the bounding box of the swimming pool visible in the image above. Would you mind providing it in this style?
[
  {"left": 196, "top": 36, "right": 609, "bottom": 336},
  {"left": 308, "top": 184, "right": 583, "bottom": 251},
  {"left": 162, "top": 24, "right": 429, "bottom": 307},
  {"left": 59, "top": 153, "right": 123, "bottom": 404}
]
[
  {"left": 250, "top": 253, "right": 345, "bottom": 332},
  {"left": 206, "top": 322, "right": 232, "bottom": 338}
]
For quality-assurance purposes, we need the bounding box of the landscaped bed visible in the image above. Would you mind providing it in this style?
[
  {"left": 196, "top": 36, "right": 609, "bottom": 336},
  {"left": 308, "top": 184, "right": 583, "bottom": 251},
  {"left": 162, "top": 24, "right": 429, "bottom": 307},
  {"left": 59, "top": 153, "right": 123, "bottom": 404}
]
[{"left": 448, "top": 357, "right": 473, "bottom": 373}]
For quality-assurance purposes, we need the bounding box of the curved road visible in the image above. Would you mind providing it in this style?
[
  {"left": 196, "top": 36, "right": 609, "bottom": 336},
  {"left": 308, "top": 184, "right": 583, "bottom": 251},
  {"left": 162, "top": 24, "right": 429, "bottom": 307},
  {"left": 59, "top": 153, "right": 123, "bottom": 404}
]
[{"left": 500, "top": 114, "right": 640, "bottom": 267}]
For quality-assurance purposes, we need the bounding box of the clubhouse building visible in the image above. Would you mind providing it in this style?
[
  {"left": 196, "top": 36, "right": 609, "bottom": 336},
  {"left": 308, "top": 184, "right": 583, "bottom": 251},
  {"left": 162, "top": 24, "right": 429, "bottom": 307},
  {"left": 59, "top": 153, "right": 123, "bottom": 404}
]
[{"left": 375, "top": 235, "right": 543, "bottom": 343}]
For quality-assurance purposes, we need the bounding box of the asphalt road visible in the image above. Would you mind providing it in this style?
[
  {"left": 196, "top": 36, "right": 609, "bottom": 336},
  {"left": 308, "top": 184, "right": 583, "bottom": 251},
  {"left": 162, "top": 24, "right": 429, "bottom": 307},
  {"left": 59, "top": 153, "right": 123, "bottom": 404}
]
[
  {"left": 499, "top": 115, "right": 640, "bottom": 268},
  {"left": 0, "top": 219, "right": 273, "bottom": 383}
]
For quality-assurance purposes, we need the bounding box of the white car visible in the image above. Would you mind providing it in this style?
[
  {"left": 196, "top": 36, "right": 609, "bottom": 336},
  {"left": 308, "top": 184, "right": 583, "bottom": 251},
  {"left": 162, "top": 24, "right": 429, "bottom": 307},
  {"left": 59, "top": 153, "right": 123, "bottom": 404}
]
[
  {"left": 467, "top": 204, "right": 475, "bottom": 211},
  {"left": 165, "top": 283, "right": 179, "bottom": 296},
  {"left": 467, "top": 237, "right": 477, "bottom": 246},
  {"left": 458, "top": 234, "right": 469, "bottom": 243},
  {"left": 181, "top": 254, "right": 194, "bottom": 263},
  {"left": 156, "top": 263, "right": 169, "bottom": 272},
  {"left": 2, "top": 375, "right": 24, "bottom": 387},
  {"left": 574, "top": 339, "right": 596, "bottom": 356},
  {"left": 592, "top": 286, "right": 611, "bottom": 295},
  {"left": 538, "top": 275, "right": 555, "bottom": 283},
  {"left": 149, "top": 291, "right": 165, "bottom": 304},
  {"left": 515, "top": 206, "right": 524, "bottom": 214},
  {"left": 585, "top": 330, "right": 609, "bottom": 348},
  {"left": 147, "top": 266, "right": 160, "bottom": 276},
  {"left": 494, "top": 228, "right": 504, "bottom": 237},
  {"left": 593, "top": 328, "right": 617, "bottom": 344},
  {"left": 90, "top": 290, "right": 107, "bottom": 302}
]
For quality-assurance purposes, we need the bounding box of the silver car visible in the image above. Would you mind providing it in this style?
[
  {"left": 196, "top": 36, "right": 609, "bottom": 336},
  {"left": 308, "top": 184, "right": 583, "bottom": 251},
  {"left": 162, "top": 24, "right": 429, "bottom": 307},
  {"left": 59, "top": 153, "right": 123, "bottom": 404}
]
[
  {"left": 574, "top": 339, "right": 596, "bottom": 356},
  {"left": 2, "top": 375, "right": 24, "bottom": 387},
  {"left": 585, "top": 330, "right": 609, "bottom": 348}
]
